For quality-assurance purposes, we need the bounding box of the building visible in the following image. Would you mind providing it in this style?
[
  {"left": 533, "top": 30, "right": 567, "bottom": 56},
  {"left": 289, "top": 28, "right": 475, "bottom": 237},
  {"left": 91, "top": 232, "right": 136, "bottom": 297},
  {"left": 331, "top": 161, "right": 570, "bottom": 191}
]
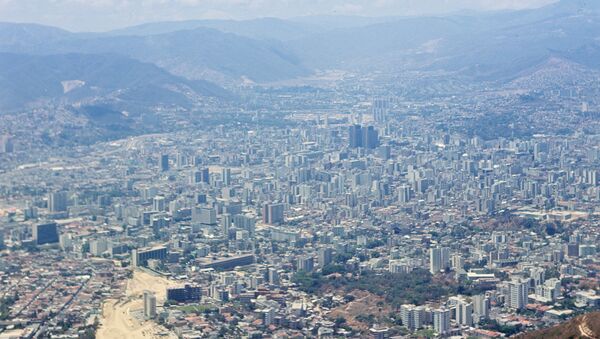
[
  {"left": 400, "top": 304, "right": 425, "bottom": 331},
  {"left": 508, "top": 279, "right": 529, "bottom": 310},
  {"left": 32, "top": 222, "right": 59, "bottom": 245},
  {"left": 192, "top": 206, "right": 217, "bottom": 226},
  {"left": 221, "top": 168, "right": 232, "bottom": 186},
  {"left": 429, "top": 247, "right": 450, "bottom": 274},
  {"left": 48, "top": 191, "right": 68, "bottom": 213},
  {"left": 297, "top": 256, "right": 314, "bottom": 272},
  {"left": 318, "top": 247, "right": 333, "bottom": 267},
  {"left": 153, "top": 196, "right": 166, "bottom": 212},
  {"left": 263, "top": 203, "right": 284, "bottom": 225},
  {"left": 473, "top": 294, "right": 490, "bottom": 320},
  {"left": 143, "top": 291, "right": 157, "bottom": 318},
  {"left": 433, "top": 308, "right": 450, "bottom": 335},
  {"left": 160, "top": 154, "right": 169, "bottom": 172},
  {"left": 349, "top": 124, "right": 363, "bottom": 148},
  {"left": 535, "top": 278, "right": 561, "bottom": 302},
  {"left": 268, "top": 267, "right": 280, "bottom": 285},
  {"left": 0, "top": 134, "right": 14, "bottom": 153},
  {"left": 398, "top": 185, "right": 412, "bottom": 204},
  {"left": 363, "top": 126, "right": 380, "bottom": 149},
  {"left": 233, "top": 214, "right": 256, "bottom": 236},
  {"left": 167, "top": 285, "right": 201, "bottom": 303},
  {"left": 372, "top": 98, "right": 390, "bottom": 123},
  {"left": 198, "top": 254, "right": 255, "bottom": 270},
  {"left": 456, "top": 300, "right": 474, "bottom": 327},
  {"left": 131, "top": 246, "right": 168, "bottom": 268}
]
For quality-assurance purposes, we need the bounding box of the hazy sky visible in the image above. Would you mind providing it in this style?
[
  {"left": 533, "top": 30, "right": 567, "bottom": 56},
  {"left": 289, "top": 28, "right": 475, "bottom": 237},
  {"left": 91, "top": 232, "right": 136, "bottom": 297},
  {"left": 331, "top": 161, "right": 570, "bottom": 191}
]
[{"left": 0, "top": 0, "right": 557, "bottom": 32}]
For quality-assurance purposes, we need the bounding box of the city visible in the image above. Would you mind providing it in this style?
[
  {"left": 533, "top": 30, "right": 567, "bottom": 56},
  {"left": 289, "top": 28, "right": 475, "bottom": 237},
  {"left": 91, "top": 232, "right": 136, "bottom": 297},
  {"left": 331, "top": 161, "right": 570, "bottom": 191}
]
[{"left": 0, "top": 0, "right": 600, "bottom": 338}]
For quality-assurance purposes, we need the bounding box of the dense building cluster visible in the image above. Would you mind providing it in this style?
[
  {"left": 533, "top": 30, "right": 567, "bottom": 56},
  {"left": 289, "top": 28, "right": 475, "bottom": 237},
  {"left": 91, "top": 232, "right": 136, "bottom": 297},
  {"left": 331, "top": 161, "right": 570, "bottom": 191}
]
[{"left": 0, "top": 76, "right": 599, "bottom": 339}]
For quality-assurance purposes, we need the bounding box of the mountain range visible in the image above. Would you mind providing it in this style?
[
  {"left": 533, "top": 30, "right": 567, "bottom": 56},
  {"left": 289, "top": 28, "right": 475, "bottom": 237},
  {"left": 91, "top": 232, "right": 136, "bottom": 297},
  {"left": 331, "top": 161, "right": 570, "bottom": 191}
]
[{"left": 1, "top": 0, "right": 600, "bottom": 111}]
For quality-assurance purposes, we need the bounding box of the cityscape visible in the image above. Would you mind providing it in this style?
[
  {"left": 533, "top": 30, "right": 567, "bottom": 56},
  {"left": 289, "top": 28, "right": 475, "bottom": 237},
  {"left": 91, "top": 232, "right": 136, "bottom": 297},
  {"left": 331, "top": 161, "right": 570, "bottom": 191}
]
[{"left": 1, "top": 0, "right": 600, "bottom": 338}]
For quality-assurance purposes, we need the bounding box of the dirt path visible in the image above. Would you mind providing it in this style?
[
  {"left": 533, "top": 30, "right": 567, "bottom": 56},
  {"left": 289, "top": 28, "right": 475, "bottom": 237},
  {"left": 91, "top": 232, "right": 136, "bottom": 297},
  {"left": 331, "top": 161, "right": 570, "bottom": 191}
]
[{"left": 578, "top": 315, "right": 598, "bottom": 339}]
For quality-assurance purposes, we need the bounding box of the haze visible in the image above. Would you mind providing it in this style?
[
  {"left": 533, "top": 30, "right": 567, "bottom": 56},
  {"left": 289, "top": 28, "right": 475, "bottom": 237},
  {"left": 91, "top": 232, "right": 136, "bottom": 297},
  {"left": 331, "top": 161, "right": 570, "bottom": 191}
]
[{"left": 0, "top": 0, "right": 556, "bottom": 31}]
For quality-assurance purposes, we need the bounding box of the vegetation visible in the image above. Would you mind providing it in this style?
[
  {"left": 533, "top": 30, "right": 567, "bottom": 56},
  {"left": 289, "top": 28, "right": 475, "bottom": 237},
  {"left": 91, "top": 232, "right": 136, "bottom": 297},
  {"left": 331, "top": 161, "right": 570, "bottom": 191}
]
[
  {"left": 293, "top": 269, "right": 462, "bottom": 309},
  {"left": 0, "top": 296, "right": 16, "bottom": 320}
]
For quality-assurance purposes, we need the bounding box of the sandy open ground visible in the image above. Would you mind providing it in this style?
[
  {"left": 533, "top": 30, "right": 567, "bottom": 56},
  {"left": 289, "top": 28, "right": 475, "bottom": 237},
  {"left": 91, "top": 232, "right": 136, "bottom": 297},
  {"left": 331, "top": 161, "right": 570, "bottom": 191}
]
[{"left": 96, "top": 270, "right": 179, "bottom": 339}]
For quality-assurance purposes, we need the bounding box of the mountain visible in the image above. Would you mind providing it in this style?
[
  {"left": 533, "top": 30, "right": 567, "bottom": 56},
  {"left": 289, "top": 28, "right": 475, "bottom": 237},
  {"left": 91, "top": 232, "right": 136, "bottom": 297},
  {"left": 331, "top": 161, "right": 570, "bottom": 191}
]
[
  {"left": 515, "top": 312, "right": 600, "bottom": 339},
  {"left": 0, "top": 52, "right": 230, "bottom": 111},
  {"left": 0, "top": 23, "right": 72, "bottom": 51},
  {"left": 2, "top": 0, "right": 600, "bottom": 88},
  {"left": 109, "top": 18, "right": 318, "bottom": 41},
  {"left": 286, "top": 0, "right": 600, "bottom": 80},
  {"left": 0, "top": 24, "right": 309, "bottom": 84}
]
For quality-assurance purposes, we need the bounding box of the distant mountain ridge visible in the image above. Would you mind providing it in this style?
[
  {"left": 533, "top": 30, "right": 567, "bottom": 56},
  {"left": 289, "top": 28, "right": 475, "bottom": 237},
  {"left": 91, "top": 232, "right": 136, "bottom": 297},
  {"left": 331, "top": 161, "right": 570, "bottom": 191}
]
[{"left": 1, "top": 0, "right": 600, "bottom": 111}]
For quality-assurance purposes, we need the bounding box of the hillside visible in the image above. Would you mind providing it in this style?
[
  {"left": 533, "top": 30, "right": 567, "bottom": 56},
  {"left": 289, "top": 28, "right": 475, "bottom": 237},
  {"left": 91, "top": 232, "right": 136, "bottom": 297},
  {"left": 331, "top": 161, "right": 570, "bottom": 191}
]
[
  {"left": 515, "top": 312, "right": 600, "bottom": 339},
  {"left": 0, "top": 52, "right": 230, "bottom": 111}
]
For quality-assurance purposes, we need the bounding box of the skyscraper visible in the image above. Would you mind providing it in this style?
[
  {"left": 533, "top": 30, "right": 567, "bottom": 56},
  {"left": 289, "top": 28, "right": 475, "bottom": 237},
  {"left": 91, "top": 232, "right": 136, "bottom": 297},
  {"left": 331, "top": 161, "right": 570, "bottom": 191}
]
[
  {"left": 349, "top": 124, "right": 363, "bottom": 148},
  {"left": 363, "top": 126, "right": 380, "bottom": 149}
]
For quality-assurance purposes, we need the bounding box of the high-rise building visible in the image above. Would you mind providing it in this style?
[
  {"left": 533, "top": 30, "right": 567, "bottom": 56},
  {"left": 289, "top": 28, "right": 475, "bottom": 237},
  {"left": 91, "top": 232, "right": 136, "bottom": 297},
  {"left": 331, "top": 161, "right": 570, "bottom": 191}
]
[
  {"left": 143, "top": 291, "right": 157, "bottom": 318},
  {"left": 0, "top": 135, "right": 14, "bottom": 153},
  {"left": 373, "top": 98, "right": 390, "bottom": 123},
  {"left": 221, "top": 168, "right": 232, "bottom": 186},
  {"left": 268, "top": 267, "right": 280, "bottom": 285},
  {"left": 160, "top": 154, "right": 169, "bottom": 172},
  {"left": 318, "top": 247, "right": 334, "bottom": 267},
  {"left": 349, "top": 124, "right": 363, "bottom": 148},
  {"left": 398, "top": 185, "right": 412, "bottom": 204},
  {"left": 233, "top": 214, "right": 256, "bottom": 237},
  {"left": 153, "top": 195, "right": 166, "bottom": 212},
  {"left": 363, "top": 126, "right": 380, "bottom": 149},
  {"left": 262, "top": 203, "right": 284, "bottom": 225},
  {"left": 508, "top": 279, "right": 529, "bottom": 310},
  {"left": 473, "top": 294, "right": 490, "bottom": 320},
  {"left": 433, "top": 308, "right": 450, "bottom": 335},
  {"left": 297, "top": 256, "right": 314, "bottom": 272},
  {"left": 48, "top": 191, "right": 68, "bottom": 212},
  {"left": 456, "top": 300, "right": 473, "bottom": 327},
  {"left": 429, "top": 247, "right": 450, "bottom": 274},
  {"left": 32, "top": 222, "right": 59, "bottom": 245}
]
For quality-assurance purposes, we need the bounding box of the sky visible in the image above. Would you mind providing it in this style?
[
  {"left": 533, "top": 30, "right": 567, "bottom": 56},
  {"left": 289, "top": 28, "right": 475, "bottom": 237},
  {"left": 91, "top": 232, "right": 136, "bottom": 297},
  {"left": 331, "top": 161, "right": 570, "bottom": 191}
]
[{"left": 0, "top": 0, "right": 557, "bottom": 32}]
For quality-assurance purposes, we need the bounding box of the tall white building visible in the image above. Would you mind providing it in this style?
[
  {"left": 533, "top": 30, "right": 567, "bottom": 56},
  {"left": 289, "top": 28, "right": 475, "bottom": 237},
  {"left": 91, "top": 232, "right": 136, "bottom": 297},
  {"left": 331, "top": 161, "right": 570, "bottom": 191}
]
[
  {"left": 456, "top": 300, "right": 473, "bottom": 327},
  {"left": 433, "top": 308, "right": 450, "bottom": 335},
  {"left": 508, "top": 279, "right": 529, "bottom": 310},
  {"left": 429, "top": 247, "right": 450, "bottom": 274},
  {"left": 473, "top": 294, "right": 490, "bottom": 320},
  {"left": 143, "top": 290, "right": 157, "bottom": 319}
]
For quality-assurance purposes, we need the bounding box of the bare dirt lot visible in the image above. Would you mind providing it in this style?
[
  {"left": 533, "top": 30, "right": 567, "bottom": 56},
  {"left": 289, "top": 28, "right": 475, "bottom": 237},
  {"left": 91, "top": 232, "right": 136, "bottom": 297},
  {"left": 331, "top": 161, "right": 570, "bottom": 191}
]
[{"left": 96, "top": 270, "right": 179, "bottom": 339}]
